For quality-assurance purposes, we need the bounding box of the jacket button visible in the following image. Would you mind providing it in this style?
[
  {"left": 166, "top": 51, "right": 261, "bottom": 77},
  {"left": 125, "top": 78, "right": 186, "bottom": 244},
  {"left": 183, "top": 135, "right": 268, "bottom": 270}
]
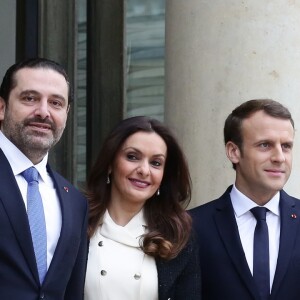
[
  {"left": 101, "top": 270, "right": 107, "bottom": 276},
  {"left": 98, "top": 241, "right": 103, "bottom": 246},
  {"left": 134, "top": 273, "right": 141, "bottom": 280},
  {"left": 39, "top": 293, "right": 45, "bottom": 299}
]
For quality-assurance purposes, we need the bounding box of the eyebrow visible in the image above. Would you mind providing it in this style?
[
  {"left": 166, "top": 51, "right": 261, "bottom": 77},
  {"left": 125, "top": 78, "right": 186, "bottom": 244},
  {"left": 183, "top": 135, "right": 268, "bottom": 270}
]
[
  {"left": 255, "top": 139, "right": 294, "bottom": 146},
  {"left": 283, "top": 141, "right": 294, "bottom": 147},
  {"left": 123, "top": 146, "right": 166, "bottom": 158}
]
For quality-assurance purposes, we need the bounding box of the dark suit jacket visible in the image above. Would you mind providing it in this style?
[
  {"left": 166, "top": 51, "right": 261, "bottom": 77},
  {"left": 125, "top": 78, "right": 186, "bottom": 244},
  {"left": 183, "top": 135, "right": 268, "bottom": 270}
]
[
  {"left": 156, "top": 234, "right": 201, "bottom": 300},
  {"left": 0, "top": 149, "right": 88, "bottom": 300},
  {"left": 189, "top": 185, "right": 300, "bottom": 300}
]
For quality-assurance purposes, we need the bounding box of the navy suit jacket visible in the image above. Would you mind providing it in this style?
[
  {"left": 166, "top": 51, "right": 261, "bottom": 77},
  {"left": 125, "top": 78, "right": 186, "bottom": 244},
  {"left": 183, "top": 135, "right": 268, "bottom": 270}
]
[
  {"left": 189, "top": 185, "right": 300, "bottom": 300},
  {"left": 0, "top": 149, "right": 88, "bottom": 300}
]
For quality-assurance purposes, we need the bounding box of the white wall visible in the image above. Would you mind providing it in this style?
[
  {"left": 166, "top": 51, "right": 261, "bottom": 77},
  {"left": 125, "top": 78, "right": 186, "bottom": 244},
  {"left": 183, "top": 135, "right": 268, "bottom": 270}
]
[{"left": 165, "top": 0, "right": 300, "bottom": 207}]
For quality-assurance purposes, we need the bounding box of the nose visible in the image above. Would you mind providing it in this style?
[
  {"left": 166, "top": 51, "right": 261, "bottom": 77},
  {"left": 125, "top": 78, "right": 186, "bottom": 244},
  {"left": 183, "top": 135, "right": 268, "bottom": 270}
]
[
  {"left": 34, "top": 99, "right": 50, "bottom": 119},
  {"left": 271, "top": 146, "right": 285, "bottom": 163},
  {"left": 137, "top": 160, "right": 150, "bottom": 177}
]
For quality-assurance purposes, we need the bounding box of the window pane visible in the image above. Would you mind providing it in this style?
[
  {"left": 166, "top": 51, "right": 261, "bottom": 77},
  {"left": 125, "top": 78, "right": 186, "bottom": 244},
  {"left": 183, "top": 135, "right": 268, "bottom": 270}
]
[
  {"left": 77, "top": 0, "right": 87, "bottom": 187},
  {"left": 125, "top": 0, "right": 165, "bottom": 121}
]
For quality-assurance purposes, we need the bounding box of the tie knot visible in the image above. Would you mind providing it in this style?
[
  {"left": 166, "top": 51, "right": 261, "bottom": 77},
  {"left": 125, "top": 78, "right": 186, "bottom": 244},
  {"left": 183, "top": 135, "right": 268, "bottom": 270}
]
[
  {"left": 22, "top": 167, "right": 39, "bottom": 183},
  {"left": 251, "top": 206, "right": 268, "bottom": 221}
]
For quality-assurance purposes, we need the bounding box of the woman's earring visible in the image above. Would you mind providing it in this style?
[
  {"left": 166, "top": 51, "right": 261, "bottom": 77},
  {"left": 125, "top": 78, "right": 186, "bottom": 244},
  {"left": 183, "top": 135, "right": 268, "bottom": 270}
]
[
  {"left": 156, "top": 188, "right": 160, "bottom": 196},
  {"left": 106, "top": 174, "right": 110, "bottom": 184}
]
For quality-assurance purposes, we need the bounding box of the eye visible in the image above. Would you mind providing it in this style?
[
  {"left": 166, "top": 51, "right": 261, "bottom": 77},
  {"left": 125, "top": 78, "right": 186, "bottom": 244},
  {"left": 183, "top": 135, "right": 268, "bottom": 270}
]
[
  {"left": 49, "top": 99, "right": 63, "bottom": 108},
  {"left": 259, "top": 142, "right": 269, "bottom": 148},
  {"left": 23, "top": 95, "right": 36, "bottom": 102},
  {"left": 282, "top": 143, "right": 292, "bottom": 150},
  {"left": 127, "top": 153, "right": 138, "bottom": 161},
  {"left": 151, "top": 160, "right": 161, "bottom": 167},
  {"left": 151, "top": 159, "right": 165, "bottom": 168}
]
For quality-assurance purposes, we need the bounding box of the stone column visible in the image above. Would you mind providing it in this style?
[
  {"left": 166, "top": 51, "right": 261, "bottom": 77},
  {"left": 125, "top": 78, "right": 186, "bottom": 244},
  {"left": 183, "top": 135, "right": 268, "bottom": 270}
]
[{"left": 165, "top": 0, "right": 300, "bottom": 207}]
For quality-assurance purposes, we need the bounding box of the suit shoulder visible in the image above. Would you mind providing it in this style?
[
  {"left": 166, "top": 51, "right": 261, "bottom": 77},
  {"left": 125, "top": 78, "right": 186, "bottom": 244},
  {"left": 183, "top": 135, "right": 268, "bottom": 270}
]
[
  {"left": 281, "top": 189, "right": 300, "bottom": 207},
  {"left": 51, "top": 170, "right": 76, "bottom": 189},
  {"left": 189, "top": 197, "right": 224, "bottom": 216},
  {"left": 189, "top": 186, "right": 233, "bottom": 217},
  {"left": 49, "top": 169, "right": 87, "bottom": 205}
]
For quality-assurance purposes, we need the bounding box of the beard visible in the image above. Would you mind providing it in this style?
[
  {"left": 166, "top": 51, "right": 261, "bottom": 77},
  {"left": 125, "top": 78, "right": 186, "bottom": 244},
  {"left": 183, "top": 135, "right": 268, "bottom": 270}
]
[{"left": 1, "top": 115, "right": 65, "bottom": 161}]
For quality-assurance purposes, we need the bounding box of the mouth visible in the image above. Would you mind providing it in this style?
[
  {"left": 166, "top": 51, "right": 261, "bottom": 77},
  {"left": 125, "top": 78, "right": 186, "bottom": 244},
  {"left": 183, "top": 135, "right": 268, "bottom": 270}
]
[
  {"left": 25, "top": 119, "right": 53, "bottom": 133},
  {"left": 129, "top": 178, "right": 150, "bottom": 188},
  {"left": 265, "top": 169, "right": 285, "bottom": 175},
  {"left": 28, "top": 122, "right": 52, "bottom": 130}
]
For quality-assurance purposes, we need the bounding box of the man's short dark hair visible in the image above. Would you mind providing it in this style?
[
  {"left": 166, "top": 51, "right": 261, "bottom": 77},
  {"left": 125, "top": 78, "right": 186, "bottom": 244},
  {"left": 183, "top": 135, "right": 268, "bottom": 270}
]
[
  {"left": 0, "top": 57, "right": 73, "bottom": 104},
  {"left": 224, "top": 99, "right": 294, "bottom": 169}
]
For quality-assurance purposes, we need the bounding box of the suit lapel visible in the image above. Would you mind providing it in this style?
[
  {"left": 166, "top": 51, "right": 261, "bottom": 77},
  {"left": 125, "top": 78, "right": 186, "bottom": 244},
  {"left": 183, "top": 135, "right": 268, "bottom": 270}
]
[
  {"left": 271, "top": 191, "right": 299, "bottom": 296},
  {"left": 214, "top": 188, "right": 260, "bottom": 299},
  {"left": 0, "top": 149, "right": 39, "bottom": 283},
  {"left": 45, "top": 166, "right": 74, "bottom": 277}
]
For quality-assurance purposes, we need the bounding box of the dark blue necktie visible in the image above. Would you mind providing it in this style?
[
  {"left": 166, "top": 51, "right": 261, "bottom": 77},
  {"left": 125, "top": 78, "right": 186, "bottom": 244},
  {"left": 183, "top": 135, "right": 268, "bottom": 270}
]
[
  {"left": 251, "top": 207, "right": 270, "bottom": 299},
  {"left": 22, "top": 167, "right": 47, "bottom": 284}
]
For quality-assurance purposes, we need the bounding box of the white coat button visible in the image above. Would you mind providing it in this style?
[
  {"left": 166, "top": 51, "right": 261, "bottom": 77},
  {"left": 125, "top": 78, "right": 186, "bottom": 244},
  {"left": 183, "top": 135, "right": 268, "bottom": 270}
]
[
  {"left": 101, "top": 270, "right": 107, "bottom": 276},
  {"left": 134, "top": 273, "right": 141, "bottom": 280}
]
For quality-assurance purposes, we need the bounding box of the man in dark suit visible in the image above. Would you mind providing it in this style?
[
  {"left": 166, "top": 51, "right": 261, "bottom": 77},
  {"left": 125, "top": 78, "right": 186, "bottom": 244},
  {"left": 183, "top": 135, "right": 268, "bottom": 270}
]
[
  {"left": 190, "top": 99, "right": 300, "bottom": 300},
  {"left": 0, "top": 58, "right": 88, "bottom": 299}
]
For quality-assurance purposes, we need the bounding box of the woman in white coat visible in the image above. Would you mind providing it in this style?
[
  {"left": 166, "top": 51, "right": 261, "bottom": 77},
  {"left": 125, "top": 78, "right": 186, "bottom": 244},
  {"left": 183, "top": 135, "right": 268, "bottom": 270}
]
[{"left": 84, "top": 116, "right": 201, "bottom": 300}]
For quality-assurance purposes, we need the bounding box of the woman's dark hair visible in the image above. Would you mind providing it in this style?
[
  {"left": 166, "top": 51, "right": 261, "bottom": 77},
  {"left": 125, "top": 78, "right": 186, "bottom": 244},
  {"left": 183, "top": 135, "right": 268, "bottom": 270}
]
[{"left": 86, "top": 116, "right": 192, "bottom": 260}]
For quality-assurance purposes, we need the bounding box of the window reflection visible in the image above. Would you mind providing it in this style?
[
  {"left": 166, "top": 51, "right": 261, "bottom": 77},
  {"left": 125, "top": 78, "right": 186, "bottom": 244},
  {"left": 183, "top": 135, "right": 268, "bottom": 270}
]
[
  {"left": 125, "top": 0, "right": 165, "bottom": 121},
  {"left": 77, "top": 0, "right": 87, "bottom": 187}
]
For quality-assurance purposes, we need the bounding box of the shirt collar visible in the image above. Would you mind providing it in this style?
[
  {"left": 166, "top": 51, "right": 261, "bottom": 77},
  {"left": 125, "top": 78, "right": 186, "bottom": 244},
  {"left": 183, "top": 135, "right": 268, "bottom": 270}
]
[
  {"left": 100, "top": 209, "right": 147, "bottom": 247},
  {"left": 230, "top": 184, "right": 280, "bottom": 217},
  {"left": 0, "top": 131, "right": 49, "bottom": 182}
]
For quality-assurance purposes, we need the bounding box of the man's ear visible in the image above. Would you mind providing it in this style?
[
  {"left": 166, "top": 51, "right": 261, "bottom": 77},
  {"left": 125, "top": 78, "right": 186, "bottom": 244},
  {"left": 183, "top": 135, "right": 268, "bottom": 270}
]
[
  {"left": 225, "top": 141, "right": 241, "bottom": 164},
  {"left": 0, "top": 97, "right": 6, "bottom": 121}
]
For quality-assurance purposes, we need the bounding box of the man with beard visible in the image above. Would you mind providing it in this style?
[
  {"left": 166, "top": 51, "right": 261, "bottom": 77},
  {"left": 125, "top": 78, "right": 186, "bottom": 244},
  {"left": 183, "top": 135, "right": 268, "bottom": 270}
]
[{"left": 0, "top": 58, "right": 88, "bottom": 300}]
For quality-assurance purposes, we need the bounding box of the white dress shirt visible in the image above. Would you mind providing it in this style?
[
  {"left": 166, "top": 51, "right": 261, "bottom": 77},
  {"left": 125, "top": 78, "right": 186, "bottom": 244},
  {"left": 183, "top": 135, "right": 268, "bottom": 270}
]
[
  {"left": 85, "top": 209, "right": 158, "bottom": 300},
  {"left": 230, "top": 185, "right": 280, "bottom": 291},
  {"left": 0, "top": 131, "right": 62, "bottom": 269}
]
